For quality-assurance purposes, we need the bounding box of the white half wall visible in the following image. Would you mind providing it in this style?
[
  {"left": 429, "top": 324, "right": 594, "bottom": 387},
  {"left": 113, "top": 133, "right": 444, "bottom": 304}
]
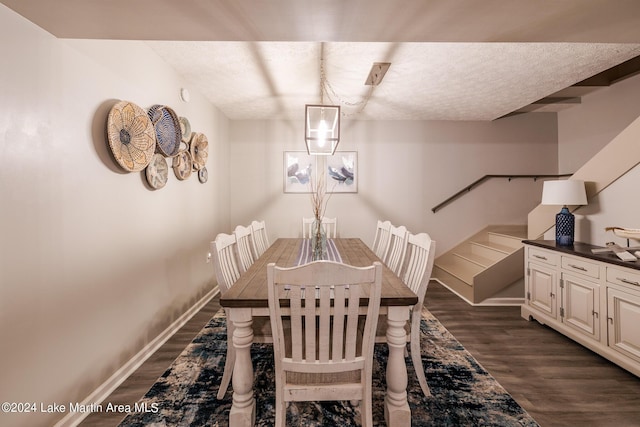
[
  {"left": 0, "top": 6, "right": 229, "bottom": 426},
  {"left": 229, "top": 114, "right": 558, "bottom": 255}
]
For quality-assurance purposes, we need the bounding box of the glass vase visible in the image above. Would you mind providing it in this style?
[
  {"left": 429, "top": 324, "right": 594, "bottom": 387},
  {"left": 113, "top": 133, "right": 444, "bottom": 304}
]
[{"left": 311, "top": 218, "right": 327, "bottom": 261}]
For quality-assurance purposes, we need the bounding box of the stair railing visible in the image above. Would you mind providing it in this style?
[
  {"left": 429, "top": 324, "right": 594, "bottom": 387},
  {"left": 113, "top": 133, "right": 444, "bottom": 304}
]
[{"left": 431, "top": 174, "right": 572, "bottom": 213}]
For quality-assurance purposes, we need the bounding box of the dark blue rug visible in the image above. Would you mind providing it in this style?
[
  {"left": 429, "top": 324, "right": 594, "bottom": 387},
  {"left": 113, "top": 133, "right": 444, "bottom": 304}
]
[{"left": 119, "top": 309, "right": 538, "bottom": 426}]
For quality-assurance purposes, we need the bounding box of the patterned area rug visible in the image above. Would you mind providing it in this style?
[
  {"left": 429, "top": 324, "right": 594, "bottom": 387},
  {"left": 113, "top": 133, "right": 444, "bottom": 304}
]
[{"left": 119, "top": 309, "right": 539, "bottom": 426}]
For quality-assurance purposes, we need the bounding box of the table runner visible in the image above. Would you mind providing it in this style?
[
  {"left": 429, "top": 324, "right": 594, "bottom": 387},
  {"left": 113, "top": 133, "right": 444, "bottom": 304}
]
[{"left": 295, "top": 238, "right": 343, "bottom": 265}]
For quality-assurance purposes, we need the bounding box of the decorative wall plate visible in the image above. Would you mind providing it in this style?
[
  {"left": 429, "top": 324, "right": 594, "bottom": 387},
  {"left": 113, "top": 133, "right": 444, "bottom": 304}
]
[
  {"left": 198, "top": 166, "right": 208, "bottom": 183},
  {"left": 179, "top": 116, "right": 192, "bottom": 143},
  {"left": 106, "top": 100, "right": 156, "bottom": 172},
  {"left": 172, "top": 150, "right": 193, "bottom": 180},
  {"left": 148, "top": 104, "right": 182, "bottom": 157},
  {"left": 190, "top": 132, "right": 209, "bottom": 170},
  {"left": 145, "top": 153, "right": 169, "bottom": 189}
]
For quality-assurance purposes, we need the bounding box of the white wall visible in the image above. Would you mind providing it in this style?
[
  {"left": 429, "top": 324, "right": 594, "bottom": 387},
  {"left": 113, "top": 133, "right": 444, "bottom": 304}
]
[
  {"left": 556, "top": 72, "right": 640, "bottom": 246},
  {"left": 0, "top": 6, "right": 229, "bottom": 426},
  {"left": 229, "top": 114, "right": 558, "bottom": 255}
]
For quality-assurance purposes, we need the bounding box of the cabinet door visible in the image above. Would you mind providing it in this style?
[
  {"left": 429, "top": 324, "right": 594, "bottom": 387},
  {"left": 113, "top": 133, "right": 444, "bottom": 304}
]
[
  {"left": 562, "top": 273, "right": 600, "bottom": 340},
  {"left": 607, "top": 287, "right": 640, "bottom": 363},
  {"left": 527, "top": 262, "right": 558, "bottom": 319}
]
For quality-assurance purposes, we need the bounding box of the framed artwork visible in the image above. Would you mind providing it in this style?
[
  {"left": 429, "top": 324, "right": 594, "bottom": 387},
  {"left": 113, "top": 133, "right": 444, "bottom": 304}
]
[
  {"left": 326, "top": 151, "right": 357, "bottom": 193},
  {"left": 284, "top": 151, "right": 317, "bottom": 193}
]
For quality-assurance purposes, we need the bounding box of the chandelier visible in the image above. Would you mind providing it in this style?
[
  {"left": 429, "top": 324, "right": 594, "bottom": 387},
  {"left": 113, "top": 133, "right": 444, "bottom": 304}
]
[
  {"left": 305, "top": 43, "right": 341, "bottom": 156},
  {"left": 305, "top": 104, "right": 340, "bottom": 155}
]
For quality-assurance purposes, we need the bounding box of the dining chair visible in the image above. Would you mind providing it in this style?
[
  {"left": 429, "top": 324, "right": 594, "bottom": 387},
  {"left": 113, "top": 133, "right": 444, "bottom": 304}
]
[
  {"left": 250, "top": 220, "right": 270, "bottom": 258},
  {"left": 211, "top": 232, "right": 271, "bottom": 400},
  {"left": 372, "top": 220, "right": 392, "bottom": 259},
  {"left": 375, "top": 232, "right": 436, "bottom": 397},
  {"left": 302, "top": 216, "right": 337, "bottom": 238},
  {"left": 267, "top": 260, "right": 382, "bottom": 427},
  {"left": 211, "top": 232, "right": 241, "bottom": 294},
  {"left": 233, "top": 224, "right": 255, "bottom": 273},
  {"left": 321, "top": 216, "right": 337, "bottom": 238},
  {"left": 384, "top": 224, "right": 409, "bottom": 276}
]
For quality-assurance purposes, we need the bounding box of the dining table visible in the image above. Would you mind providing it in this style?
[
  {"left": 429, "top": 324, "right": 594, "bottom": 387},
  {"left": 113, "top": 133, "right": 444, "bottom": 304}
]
[{"left": 219, "top": 237, "right": 418, "bottom": 426}]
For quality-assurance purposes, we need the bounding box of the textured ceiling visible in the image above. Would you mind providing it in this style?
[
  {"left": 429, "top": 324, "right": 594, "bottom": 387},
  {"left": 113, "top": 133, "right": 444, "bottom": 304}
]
[
  {"left": 146, "top": 41, "right": 640, "bottom": 120},
  {"left": 4, "top": 0, "right": 640, "bottom": 121}
]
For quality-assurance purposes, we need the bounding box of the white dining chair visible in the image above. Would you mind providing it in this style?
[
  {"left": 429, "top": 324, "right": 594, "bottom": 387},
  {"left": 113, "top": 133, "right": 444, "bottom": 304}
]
[
  {"left": 211, "top": 232, "right": 271, "bottom": 400},
  {"left": 384, "top": 224, "right": 409, "bottom": 276},
  {"left": 372, "top": 220, "right": 392, "bottom": 259},
  {"left": 211, "top": 233, "right": 241, "bottom": 294},
  {"left": 302, "top": 216, "right": 337, "bottom": 238},
  {"left": 321, "top": 216, "right": 337, "bottom": 238},
  {"left": 233, "top": 224, "right": 255, "bottom": 273},
  {"left": 250, "top": 220, "right": 270, "bottom": 258},
  {"left": 267, "top": 260, "right": 382, "bottom": 427},
  {"left": 375, "top": 232, "right": 436, "bottom": 397}
]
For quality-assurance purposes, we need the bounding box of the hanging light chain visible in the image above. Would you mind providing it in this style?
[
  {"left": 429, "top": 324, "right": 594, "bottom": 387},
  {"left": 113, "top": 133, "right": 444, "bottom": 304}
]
[{"left": 319, "top": 44, "right": 375, "bottom": 117}]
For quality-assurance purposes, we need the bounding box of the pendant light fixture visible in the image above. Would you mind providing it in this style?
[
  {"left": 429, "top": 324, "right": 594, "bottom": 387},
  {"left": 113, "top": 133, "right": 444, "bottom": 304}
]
[
  {"left": 305, "top": 104, "right": 340, "bottom": 155},
  {"left": 305, "top": 44, "right": 340, "bottom": 155}
]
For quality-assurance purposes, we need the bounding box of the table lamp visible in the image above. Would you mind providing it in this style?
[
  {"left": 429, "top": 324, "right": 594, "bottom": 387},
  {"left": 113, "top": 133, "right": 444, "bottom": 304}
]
[{"left": 541, "top": 180, "right": 587, "bottom": 246}]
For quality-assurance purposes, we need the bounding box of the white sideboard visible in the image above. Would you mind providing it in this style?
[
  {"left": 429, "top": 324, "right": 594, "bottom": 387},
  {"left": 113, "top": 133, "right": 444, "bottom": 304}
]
[{"left": 522, "top": 240, "right": 640, "bottom": 377}]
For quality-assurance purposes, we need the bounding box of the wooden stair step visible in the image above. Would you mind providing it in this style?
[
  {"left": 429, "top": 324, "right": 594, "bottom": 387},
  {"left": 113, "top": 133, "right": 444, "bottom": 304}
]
[
  {"left": 434, "top": 224, "right": 526, "bottom": 304},
  {"left": 435, "top": 254, "right": 483, "bottom": 284},
  {"left": 453, "top": 251, "right": 497, "bottom": 268},
  {"left": 471, "top": 239, "right": 518, "bottom": 254}
]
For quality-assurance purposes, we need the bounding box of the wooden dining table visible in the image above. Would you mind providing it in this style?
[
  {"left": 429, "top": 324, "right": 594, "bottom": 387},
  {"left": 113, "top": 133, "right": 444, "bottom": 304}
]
[{"left": 220, "top": 238, "right": 418, "bottom": 426}]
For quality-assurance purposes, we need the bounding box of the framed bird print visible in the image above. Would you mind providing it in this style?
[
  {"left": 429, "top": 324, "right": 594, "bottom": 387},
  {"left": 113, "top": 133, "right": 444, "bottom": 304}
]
[
  {"left": 284, "top": 151, "right": 317, "bottom": 193},
  {"left": 326, "top": 151, "right": 357, "bottom": 193}
]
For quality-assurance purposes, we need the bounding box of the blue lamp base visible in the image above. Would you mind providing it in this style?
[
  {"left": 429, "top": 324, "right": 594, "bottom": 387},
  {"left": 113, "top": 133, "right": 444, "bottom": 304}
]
[{"left": 556, "top": 206, "right": 575, "bottom": 246}]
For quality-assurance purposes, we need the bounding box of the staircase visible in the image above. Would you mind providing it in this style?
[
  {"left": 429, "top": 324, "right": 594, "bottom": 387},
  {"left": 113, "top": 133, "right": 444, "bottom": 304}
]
[{"left": 432, "top": 225, "right": 527, "bottom": 304}]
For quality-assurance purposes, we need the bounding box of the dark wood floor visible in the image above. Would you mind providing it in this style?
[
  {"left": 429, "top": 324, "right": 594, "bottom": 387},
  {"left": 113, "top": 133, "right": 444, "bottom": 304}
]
[{"left": 80, "top": 281, "right": 640, "bottom": 427}]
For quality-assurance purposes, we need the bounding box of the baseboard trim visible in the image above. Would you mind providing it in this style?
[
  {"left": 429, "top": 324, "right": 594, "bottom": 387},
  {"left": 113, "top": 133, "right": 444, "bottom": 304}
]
[
  {"left": 431, "top": 279, "right": 523, "bottom": 307},
  {"left": 54, "top": 286, "right": 221, "bottom": 427}
]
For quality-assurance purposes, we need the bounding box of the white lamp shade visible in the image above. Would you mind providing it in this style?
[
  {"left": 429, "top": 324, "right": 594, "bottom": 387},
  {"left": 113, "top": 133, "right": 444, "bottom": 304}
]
[
  {"left": 541, "top": 180, "right": 587, "bottom": 206},
  {"left": 305, "top": 104, "right": 340, "bottom": 155}
]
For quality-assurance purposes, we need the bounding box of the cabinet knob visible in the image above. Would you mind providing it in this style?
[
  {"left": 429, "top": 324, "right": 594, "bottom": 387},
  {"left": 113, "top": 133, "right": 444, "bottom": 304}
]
[
  {"left": 592, "top": 310, "right": 599, "bottom": 318},
  {"left": 608, "top": 316, "right": 614, "bottom": 324}
]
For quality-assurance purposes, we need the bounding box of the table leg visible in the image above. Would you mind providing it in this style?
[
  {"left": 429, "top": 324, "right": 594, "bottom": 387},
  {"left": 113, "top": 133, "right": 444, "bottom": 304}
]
[
  {"left": 228, "top": 308, "right": 255, "bottom": 427},
  {"left": 384, "top": 306, "right": 411, "bottom": 426}
]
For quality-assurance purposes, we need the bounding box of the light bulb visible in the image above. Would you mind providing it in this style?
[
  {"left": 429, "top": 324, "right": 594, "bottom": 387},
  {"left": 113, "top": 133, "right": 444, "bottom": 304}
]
[{"left": 317, "top": 119, "right": 328, "bottom": 147}]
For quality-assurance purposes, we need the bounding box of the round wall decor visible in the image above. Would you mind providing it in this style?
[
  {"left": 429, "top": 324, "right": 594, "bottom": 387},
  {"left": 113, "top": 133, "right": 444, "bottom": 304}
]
[
  {"left": 190, "top": 132, "right": 209, "bottom": 170},
  {"left": 145, "top": 153, "right": 169, "bottom": 189},
  {"left": 179, "top": 116, "right": 192, "bottom": 143},
  {"left": 198, "top": 166, "right": 208, "bottom": 183},
  {"left": 106, "top": 100, "right": 156, "bottom": 172},
  {"left": 172, "top": 150, "right": 193, "bottom": 180},
  {"left": 148, "top": 104, "right": 182, "bottom": 157}
]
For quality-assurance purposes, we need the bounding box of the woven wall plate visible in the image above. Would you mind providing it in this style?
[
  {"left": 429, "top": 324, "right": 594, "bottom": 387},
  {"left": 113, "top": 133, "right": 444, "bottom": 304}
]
[
  {"left": 190, "top": 132, "right": 209, "bottom": 170},
  {"left": 148, "top": 104, "right": 182, "bottom": 157},
  {"left": 172, "top": 150, "right": 193, "bottom": 180},
  {"left": 179, "top": 116, "right": 192, "bottom": 143},
  {"left": 198, "top": 166, "right": 208, "bottom": 183},
  {"left": 106, "top": 100, "right": 156, "bottom": 172},
  {"left": 145, "top": 153, "right": 169, "bottom": 189}
]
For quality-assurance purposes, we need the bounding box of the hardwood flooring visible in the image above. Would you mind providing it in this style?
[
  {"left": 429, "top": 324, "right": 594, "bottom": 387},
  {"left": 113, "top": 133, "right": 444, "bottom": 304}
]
[
  {"left": 426, "top": 281, "right": 640, "bottom": 427},
  {"left": 80, "top": 281, "right": 640, "bottom": 427}
]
